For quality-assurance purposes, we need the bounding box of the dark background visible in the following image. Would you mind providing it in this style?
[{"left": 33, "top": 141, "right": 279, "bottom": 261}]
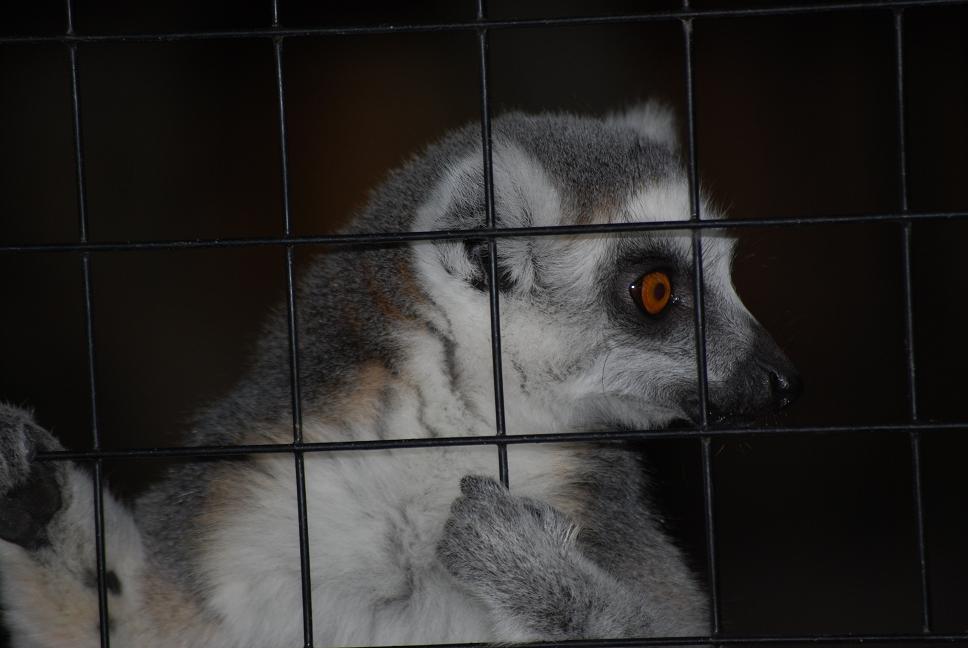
[{"left": 1, "top": 1, "right": 966, "bottom": 646}]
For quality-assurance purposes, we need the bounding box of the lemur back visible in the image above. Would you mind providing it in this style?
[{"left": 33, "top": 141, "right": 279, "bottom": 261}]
[{"left": 0, "top": 106, "right": 799, "bottom": 647}]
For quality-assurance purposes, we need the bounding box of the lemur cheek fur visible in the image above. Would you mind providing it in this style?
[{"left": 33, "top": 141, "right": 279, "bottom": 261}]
[{"left": 0, "top": 104, "right": 798, "bottom": 647}]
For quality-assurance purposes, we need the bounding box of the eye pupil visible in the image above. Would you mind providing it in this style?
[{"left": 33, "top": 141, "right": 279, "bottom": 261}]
[{"left": 630, "top": 270, "right": 672, "bottom": 316}]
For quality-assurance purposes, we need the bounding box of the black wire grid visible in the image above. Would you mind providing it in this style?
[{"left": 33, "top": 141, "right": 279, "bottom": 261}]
[{"left": 3, "top": 1, "right": 968, "bottom": 647}]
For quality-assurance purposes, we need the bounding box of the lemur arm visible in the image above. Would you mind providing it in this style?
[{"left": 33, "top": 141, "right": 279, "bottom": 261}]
[
  {"left": 567, "top": 446, "right": 710, "bottom": 637},
  {"left": 437, "top": 475, "right": 660, "bottom": 642}
]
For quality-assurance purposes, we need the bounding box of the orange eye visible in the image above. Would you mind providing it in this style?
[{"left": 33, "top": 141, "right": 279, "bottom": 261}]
[{"left": 631, "top": 271, "right": 672, "bottom": 316}]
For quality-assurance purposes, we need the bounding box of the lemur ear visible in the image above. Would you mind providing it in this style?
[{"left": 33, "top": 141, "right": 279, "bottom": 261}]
[
  {"left": 414, "top": 139, "right": 557, "bottom": 294},
  {"left": 415, "top": 138, "right": 561, "bottom": 232},
  {"left": 461, "top": 140, "right": 557, "bottom": 293},
  {"left": 462, "top": 238, "right": 517, "bottom": 293},
  {"left": 606, "top": 100, "right": 679, "bottom": 151}
]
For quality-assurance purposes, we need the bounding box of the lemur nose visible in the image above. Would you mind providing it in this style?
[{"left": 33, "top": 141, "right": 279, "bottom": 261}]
[{"left": 768, "top": 366, "right": 802, "bottom": 409}]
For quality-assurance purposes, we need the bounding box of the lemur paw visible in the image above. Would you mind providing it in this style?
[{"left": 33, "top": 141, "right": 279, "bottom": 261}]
[
  {"left": 0, "top": 403, "right": 65, "bottom": 550},
  {"left": 437, "top": 475, "right": 579, "bottom": 602}
]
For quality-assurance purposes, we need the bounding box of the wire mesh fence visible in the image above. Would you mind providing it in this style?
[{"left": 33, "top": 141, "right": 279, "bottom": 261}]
[{"left": 1, "top": 1, "right": 967, "bottom": 647}]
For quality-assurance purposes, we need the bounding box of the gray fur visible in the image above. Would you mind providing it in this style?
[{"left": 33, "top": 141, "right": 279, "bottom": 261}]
[
  {"left": 0, "top": 107, "right": 800, "bottom": 647},
  {"left": 0, "top": 404, "right": 65, "bottom": 551},
  {"left": 439, "top": 474, "right": 657, "bottom": 640}
]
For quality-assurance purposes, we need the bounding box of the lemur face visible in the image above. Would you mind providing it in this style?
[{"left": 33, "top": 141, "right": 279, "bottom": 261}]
[{"left": 413, "top": 109, "right": 799, "bottom": 432}]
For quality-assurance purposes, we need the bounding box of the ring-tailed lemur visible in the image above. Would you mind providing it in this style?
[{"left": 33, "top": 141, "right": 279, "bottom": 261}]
[{"left": 0, "top": 104, "right": 800, "bottom": 647}]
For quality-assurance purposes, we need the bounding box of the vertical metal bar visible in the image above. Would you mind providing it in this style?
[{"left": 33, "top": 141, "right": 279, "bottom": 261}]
[
  {"left": 908, "top": 430, "right": 930, "bottom": 631},
  {"left": 681, "top": 14, "right": 710, "bottom": 427},
  {"left": 81, "top": 271, "right": 110, "bottom": 648},
  {"left": 475, "top": 0, "right": 510, "bottom": 487},
  {"left": 893, "top": 8, "right": 931, "bottom": 634},
  {"left": 700, "top": 436, "right": 719, "bottom": 631},
  {"left": 894, "top": 9, "right": 916, "bottom": 409},
  {"left": 65, "top": 0, "right": 110, "bottom": 644},
  {"left": 273, "top": 28, "right": 315, "bottom": 647},
  {"left": 682, "top": 6, "right": 721, "bottom": 637},
  {"left": 64, "top": 0, "right": 75, "bottom": 35}
]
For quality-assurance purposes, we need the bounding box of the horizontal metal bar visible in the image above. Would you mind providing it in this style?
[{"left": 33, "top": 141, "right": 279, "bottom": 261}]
[
  {"left": 63, "top": 631, "right": 955, "bottom": 648},
  {"left": 1, "top": 209, "right": 966, "bottom": 255},
  {"left": 34, "top": 420, "right": 967, "bottom": 462},
  {"left": 1, "top": 0, "right": 965, "bottom": 44},
  {"left": 362, "top": 633, "right": 968, "bottom": 648}
]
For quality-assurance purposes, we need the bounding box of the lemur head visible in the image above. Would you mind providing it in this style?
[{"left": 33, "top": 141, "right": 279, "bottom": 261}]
[{"left": 410, "top": 105, "right": 800, "bottom": 432}]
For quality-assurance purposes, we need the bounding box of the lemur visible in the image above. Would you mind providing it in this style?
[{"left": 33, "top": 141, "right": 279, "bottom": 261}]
[{"left": 0, "top": 104, "right": 800, "bottom": 648}]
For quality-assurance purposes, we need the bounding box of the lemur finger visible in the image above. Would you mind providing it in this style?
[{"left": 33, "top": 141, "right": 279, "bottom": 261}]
[{"left": 458, "top": 475, "right": 506, "bottom": 498}]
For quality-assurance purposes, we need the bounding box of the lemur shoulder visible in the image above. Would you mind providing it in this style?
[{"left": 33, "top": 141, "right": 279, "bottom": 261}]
[{"left": 0, "top": 104, "right": 800, "bottom": 647}]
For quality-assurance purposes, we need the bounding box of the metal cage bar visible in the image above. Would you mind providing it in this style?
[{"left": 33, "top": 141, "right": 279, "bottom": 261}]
[
  {"left": 64, "top": 0, "right": 111, "bottom": 645},
  {"left": 327, "top": 634, "right": 968, "bottom": 647},
  {"left": 1, "top": 209, "right": 966, "bottom": 255},
  {"left": 475, "top": 0, "right": 511, "bottom": 487},
  {"left": 892, "top": 7, "right": 933, "bottom": 634},
  {"left": 3, "top": 0, "right": 968, "bottom": 45},
  {"left": 270, "top": 4, "right": 316, "bottom": 642},
  {"left": 679, "top": 6, "right": 722, "bottom": 639},
  {"left": 32, "top": 420, "right": 968, "bottom": 462}
]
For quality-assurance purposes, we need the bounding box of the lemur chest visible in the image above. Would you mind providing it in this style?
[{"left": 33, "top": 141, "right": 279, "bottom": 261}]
[
  {"left": 203, "top": 431, "right": 583, "bottom": 643},
  {"left": 301, "top": 443, "right": 580, "bottom": 575}
]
